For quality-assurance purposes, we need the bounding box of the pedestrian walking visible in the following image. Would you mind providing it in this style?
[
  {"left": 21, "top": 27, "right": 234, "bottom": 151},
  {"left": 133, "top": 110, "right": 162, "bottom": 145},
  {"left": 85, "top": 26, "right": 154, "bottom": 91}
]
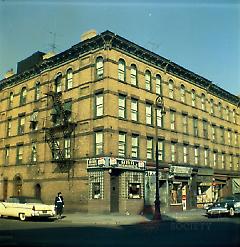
[{"left": 55, "top": 192, "right": 64, "bottom": 219}]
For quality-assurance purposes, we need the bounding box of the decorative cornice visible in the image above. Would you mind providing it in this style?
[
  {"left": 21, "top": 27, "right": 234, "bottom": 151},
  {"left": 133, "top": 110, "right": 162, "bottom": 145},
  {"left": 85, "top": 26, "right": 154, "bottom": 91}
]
[{"left": 0, "top": 30, "right": 239, "bottom": 106}]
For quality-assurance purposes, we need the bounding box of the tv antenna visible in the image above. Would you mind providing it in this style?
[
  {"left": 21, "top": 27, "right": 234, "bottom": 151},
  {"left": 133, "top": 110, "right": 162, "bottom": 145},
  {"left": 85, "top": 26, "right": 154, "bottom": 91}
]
[{"left": 49, "top": 32, "right": 57, "bottom": 52}]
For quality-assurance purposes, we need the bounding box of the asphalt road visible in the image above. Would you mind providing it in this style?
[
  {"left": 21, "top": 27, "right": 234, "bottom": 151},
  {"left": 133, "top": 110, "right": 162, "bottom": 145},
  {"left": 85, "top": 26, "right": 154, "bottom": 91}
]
[{"left": 0, "top": 215, "right": 239, "bottom": 247}]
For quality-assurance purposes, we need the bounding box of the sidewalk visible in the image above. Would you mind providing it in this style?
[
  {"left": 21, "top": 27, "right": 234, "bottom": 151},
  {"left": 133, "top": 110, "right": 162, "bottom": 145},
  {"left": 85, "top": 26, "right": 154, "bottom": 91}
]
[{"left": 57, "top": 209, "right": 206, "bottom": 225}]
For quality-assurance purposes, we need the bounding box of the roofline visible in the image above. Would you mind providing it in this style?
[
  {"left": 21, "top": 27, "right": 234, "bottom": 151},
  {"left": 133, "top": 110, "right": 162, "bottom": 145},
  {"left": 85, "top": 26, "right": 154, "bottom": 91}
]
[{"left": 0, "top": 30, "right": 239, "bottom": 106}]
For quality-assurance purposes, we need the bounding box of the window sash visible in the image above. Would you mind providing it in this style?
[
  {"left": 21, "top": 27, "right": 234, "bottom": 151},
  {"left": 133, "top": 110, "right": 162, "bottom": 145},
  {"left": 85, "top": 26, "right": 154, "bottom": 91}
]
[
  {"left": 118, "top": 133, "right": 126, "bottom": 157},
  {"left": 156, "top": 75, "right": 161, "bottom": 95},
  {"left": 17, "top": 146, "right": 23, "bottom": 164},
  {"left": 118, "top": 96, "right": 126, "bottom": 118},
  {"left": 158, "top": 141, "right": 164, "bottom": 161},
  {"left": 145, "top": 72, "right": 151, "bottom": 91},
  {"left": 169, "top": 82, "right": 174, "bottom": 98},
  {"left": 170, "top": 111, "right": 175, "bottom": 130},
  {"left": 194, "top": 147, "right": 199, "bottom": 164},
  {"left": 131, "top": 136, "right": 138, "bottom": 158},
  {"left": 96, "top": 94, "right": 103, "bottom": 117},
  {"left": 118, "top": 60, "right": 125, "bottom": 81},
  {"left": 95, "top": 132, "right": 103, "bottom": 155},
  {"left": 66, "top": 70, "right": 73, "bottom": 89},
  {"left": 156, "top": 108, "right": 163, "bottom": 127},
  {"left": 147, "top": 138, "right": 153, "bottom": 159},
  {"left": 32, "top": 143, "right": 37, "bottom": 162},
  {"left": 146, "top": 104, "right": 152, "bottom": 125},
  {"left": 171, "top": 144, "right": 176, "bottom": 162},
  {"left": 131, "top": 99, "right": 138, "bottom": 121},
  {"left": 183, "top": 115, "right": 188, "bottom": 133},
  {"left": 96, "top": 58, "right": 104, "bottom": 79},
  {"left": 130, "top": 65, "right": 137, "bottom": 85},
  {"left": 191, "top": 91, "right": 196, "bottom": 106},
  {"left": 183, "top": 146, "right": 188, "bottom": 163}
]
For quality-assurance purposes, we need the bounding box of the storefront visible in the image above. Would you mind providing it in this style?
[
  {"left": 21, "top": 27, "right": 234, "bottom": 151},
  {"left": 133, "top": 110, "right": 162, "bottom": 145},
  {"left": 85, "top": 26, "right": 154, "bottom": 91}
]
[{"left": 87, "top": 157, "right": 145, "bottom": 214}]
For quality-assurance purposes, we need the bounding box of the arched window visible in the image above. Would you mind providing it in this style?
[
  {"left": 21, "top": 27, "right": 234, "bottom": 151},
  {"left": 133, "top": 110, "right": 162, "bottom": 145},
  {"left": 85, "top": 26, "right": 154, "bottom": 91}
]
[
  {"left": 13, "top": 175, "right": 22, "bottom": 196},
  {"left": 9, "top": 92, "right": 14, "bottom": 108},
  {"left": 35, "top": 82, "right": 40, "bottom": 101},
  {"left": 191, "top": 89, "right": 196, "bottom": 107},
  {"left": 118, "top": 59, "right": 126, "bottom": 81},
  {"left": 55, "top": 73, "right": 62, "bottom": 93},
  {"left": 210, "top": 99, "right": 214, "bottom": 115},
  {"left": 180, "top": 84, "right": 186, "bottom": 103},
  {"left": 96, "top": 56, "right": 104, "bottom": 79},
  {"left": 156, "top": 74, "right": 162, "bottom": 95},
  {"left": 66, "top": 68, "right": 73, "bottom": 90},
  {"left": 218, "top": 102, "right": 223, "bottom": 118},
  {"left": 233, "top": 109, "right": 236, "bottom": 124},
  {"left": 20, "top": 87, "right": 27, "bottom": 106},
  {"left": 130, "top": 64, "right": 137, "bottom": 86},
  {"left": 168, "top": 79, "right": 174, "bottom": 99},
  {"left": 145, "top": 70, "right": 151, "bottom": 91},
  {"left": 226, "top": 106, "right": 230, "bottom": 121},
  {"left": 201, "top": 93, "right": 206, "bottom": 111}
]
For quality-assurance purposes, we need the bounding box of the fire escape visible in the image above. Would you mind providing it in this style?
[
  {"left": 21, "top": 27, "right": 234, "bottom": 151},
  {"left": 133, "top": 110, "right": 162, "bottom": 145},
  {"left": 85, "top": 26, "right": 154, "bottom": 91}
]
[{"left": 44, "top": 91, "right": 77, "bottom": 173}]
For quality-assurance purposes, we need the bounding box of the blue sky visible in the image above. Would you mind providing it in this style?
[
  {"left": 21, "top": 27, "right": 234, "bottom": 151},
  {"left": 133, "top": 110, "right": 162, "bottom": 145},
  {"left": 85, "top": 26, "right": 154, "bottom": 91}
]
[{"left": 0, "top": 0, "right": 239, "bottom": 95}]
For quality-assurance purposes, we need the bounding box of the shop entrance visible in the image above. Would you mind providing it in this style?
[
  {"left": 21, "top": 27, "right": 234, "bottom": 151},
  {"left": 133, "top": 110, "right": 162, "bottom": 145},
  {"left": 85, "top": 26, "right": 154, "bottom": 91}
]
[{"left": 110, "top": 170, "right": 120, "bottom": 212}]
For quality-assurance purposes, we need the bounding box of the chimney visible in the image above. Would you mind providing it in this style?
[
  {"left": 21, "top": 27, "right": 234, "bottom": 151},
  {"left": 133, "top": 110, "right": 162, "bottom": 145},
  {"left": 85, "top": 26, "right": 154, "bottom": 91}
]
[
  {"left": 81, "top": 29, "right": 97, "bottom": 41},
  {"left": 4, "top": 69, "right": 14, "bottom": 79},
  {"left": 43, "top": 51, "right": 56, "bottom": 60}
]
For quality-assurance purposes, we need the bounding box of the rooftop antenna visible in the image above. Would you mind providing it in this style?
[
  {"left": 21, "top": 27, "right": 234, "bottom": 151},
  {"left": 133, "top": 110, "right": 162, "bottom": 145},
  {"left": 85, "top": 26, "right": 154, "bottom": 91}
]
[{"left": 49, "top": 31, "right": 57, "bottom": 52}]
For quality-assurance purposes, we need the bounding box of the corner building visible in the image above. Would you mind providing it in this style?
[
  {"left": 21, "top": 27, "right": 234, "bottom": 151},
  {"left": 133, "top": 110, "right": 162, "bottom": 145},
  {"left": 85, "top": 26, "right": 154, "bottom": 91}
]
[{"left": 0, "top": 30, "right": 239, "bottom": 213}]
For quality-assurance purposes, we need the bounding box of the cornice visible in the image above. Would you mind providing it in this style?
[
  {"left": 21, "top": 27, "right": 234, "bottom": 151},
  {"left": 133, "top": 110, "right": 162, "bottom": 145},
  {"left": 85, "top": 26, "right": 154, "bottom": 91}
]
[{"left": 0, "top": 30, "right": 239, "bottom": 106}]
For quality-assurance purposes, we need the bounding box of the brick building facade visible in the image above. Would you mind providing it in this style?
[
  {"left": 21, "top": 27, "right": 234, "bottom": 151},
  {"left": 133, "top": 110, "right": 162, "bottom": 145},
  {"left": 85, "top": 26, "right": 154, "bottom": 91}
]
[{"left": 0, "top": 30, "right": 239, "bottom": 213}]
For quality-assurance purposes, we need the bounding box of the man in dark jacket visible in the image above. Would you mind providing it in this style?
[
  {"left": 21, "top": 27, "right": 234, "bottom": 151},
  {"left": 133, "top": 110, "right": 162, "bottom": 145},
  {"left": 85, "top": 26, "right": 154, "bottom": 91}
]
[{"left": 55, "top": 192, "right": 64, "bottom": 219}]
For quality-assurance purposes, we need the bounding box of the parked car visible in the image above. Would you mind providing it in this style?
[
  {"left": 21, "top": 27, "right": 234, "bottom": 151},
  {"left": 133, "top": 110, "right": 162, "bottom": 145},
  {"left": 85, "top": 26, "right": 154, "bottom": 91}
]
[
  {"left": 0, "top": 196, "right": 55, "bottom": 221},
  {"left": 206, "top": 194, "right": 240, "bottom": 217}
]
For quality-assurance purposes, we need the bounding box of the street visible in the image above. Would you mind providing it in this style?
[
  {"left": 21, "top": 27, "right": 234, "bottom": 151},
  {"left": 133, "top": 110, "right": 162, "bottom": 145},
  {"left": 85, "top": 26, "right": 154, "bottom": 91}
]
[{"left": 0, "top": 212, "right": 239, "bottom": 247}]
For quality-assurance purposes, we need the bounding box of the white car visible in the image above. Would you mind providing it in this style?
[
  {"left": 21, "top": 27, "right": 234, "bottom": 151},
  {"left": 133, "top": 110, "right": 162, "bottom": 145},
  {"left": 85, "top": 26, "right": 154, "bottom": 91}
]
[{"left": 0, "top": 196, "right": 55, "bottom": 221}]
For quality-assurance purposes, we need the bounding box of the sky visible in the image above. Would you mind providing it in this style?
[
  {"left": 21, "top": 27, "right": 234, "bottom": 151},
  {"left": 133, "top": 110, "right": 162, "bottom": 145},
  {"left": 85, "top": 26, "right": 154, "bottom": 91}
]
[{"left": 0, "top": 0, "right": 239, "bottom": 95}]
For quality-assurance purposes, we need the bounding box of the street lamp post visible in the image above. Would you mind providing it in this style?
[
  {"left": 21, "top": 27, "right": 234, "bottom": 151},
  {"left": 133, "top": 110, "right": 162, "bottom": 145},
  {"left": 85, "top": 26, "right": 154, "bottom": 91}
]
[{"left": 154, "top": 95, "right": 165, "bottom": 220}]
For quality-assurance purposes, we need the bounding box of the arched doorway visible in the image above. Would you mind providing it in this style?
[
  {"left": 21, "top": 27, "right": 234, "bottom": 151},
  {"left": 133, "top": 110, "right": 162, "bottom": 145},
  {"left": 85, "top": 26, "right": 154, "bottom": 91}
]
[
  {"left": 13, "top": 175, "right": 22, "bottom": 196},
  {"left": 34, "top": 184, "right": 41, "bottom": 199}
]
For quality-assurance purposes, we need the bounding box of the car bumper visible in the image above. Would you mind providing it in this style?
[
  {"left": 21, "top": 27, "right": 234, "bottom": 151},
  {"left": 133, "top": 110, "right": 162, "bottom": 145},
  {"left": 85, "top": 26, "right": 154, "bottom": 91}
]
[
  {"left": 234, "top": 208, "right": 240, "bottom": 214},
  {"left": 32, "top": 211, "right": 55, "bottom": 217},
  {"left": 207, "top": 208, "right": 229, "bottom": 215}
]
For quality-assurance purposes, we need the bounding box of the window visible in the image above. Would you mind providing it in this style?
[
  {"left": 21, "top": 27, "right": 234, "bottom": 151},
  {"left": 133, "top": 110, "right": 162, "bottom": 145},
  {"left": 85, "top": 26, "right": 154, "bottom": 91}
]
[
  {"left": 118, "top": 59, "right": 126, "bottom": 81},
  {"left": 7, "top": 118, "right": 12, "bottom": 137},
  {"left": 147, "top": 138, "right": 153, "bottom": 160},
  {"left": 64, "top": 138, "right": 71, "bottom": 159},
  {"left": 226, "top": 106, "right": 230, "bottom": 121},
  {"left": 95, "top": 131, "right": 103, "bottom": 155},
  {"left": 212, "top": 124, "right": 216, "bottom": 142},
  {"left": 182, "top": 114, "right": 188, "bottom": 134},
  {"left": 193, "top": 117, "right": 198, "bottom": 137},
  {"left": 221, "top": 153, "right": 225, "bottom": 169},
  {"left": 118, "top": 95, "right": 126, "bottom": 118},
  {"left": 194, "top": 146, "right": 199, "bottom": 165},
  {"left": 146, "top": 103, "right": 152, "bottom": 125},
  {"left": 30, "top": 111, "right": 38, "bottom": 130},
  {"left": 9, "top": 92, "right": 14, "bottom": 108},
  {"left": 96, "top": 56, "right": 104, "bottom": 80},
  {"left": 35, "top": 82, "right": 40, "bottom": 100},
  {"left": 16, "top": 145, "right": 23, "bottom": 164},
  {"left": 229, "top": 154, "right": 233, "bottom": 169},
  {"left": 170, "top": 110, "right": 176, "bottom": 130},
  {"left": 158, "top": 140, "right": 164, "bottom": 161},
  {"left": 92, "top": 182, "right": 101, "bottom": 199},
  {"left": 66, "top": 69, "right": 73, "bottom": 90},
  {"left": 118, "top": 132, "right": 126, "bottom": 157},
  {"left": 204, "top": 148, "right": 209, "bottom": 166},
  {"left": 31, "top": 142, "right": 37, "bottom": 163},
  {"left": 220, "top": 126, "right": 225, "bottom": 144},
  {"left": 156, "top": 74, "right": 162, "bottom": 95},
  {"left": 213, "top": 151, "right": 218, "bottom": 167},
  {"left": 169, "top": 79, "right": 174, "bottom": 99},
  {"left": 180, "top": 84, "right": 186, "bottom": 103},
  {"left": 128, "top": 183, "right": 141, "bottom": 199},
  {"left": 156, "top": 108, "right": 163, "bottom": 127},
  {"left": 171, "top": 143, "right": 176, "bottom": 162},
  {"left": 5, "top": 146, "right": 10, "bottom": 166},
  {"left": 218, "top": 102, "right": 223, "bottom": 118},
  {"left": 235, "top": 132, "right": 238, "bottom": 146},
  {"left": 227, "top": 130, "right": 232, "bottom": 145},
  {"left": 203, "top": 120, "right": 208, "bottom": 139},
  {"left": 131, "top": 135, "right": 139, "bottom": 158},
  {"left": 191, "top": 89, "right": 196, "bottom": 107},
  {"left": 131, "top": 98, "right": 138, "bottom": 121},
  {"left": 130, "top": 64, "right": 137, "bottom": 86},
  {"left": 210, "top": 99, "right": 214, "bottom": 115},
  {"left": 18, "top": 115, "right": 25, "bottom": 135},
  {"left": 233, "top": 109, "right": 236, "bottom": 124},
  {"left": 55, "top": 73, "right": 62, "bottom": 93},
  {"left": 64, "top": 100, "right": 72, "bottom": 121},
  {"left": 53, "top": 140, "right": 60, "bottom": 160},
  {"left": 20, "top": 87, "right": 27, "bottom": 106},
  {"left": 145, "top": 70, "right": 151, "bottom": 91},
  {"left": 183, "top": 145, "right": 188, "bottom": 163},
  {"left": 201, "top": 93, "right": 206, "bottom": 111},
  {"left": 95, "top": 93, "right": 103, "bottom": 117}
]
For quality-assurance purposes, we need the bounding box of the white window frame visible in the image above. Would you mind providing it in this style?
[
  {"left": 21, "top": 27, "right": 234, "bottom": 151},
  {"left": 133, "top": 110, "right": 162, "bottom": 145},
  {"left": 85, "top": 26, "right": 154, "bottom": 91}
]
[
  {"left": 131, "top": 99, "right": 138, "bottom": 121},
  {"left": 145, "top": 70, "right": 151, "bottom": 91},
  {"left": 147, "top": 138, "right": 153, "bottom": 160},
  {"left": 146, "top": 103, "right": 152, "bottom": 125},
  {"left": 118, "top": 132, "right": 126, "bottom": 157},
  {"left": 95, "top": 132, "right": 103, "bottom": 155},
  {"left": 118, "top": 59, "right": 125, "bottom": 81},
  {"left": 130, "top": 64, "right": 137, "bottom": 86},
  {"left": 95, "top": 93, "right": 103, "bottom": 117},
  {"left": 156, "top": 74, "right": 161, "bottom": 95},
  {"left": 131, "top": 135, "right": 139, "bottom": 158},
  {"left": 118, "top": 95, "right": 126, "bottom": 118}
]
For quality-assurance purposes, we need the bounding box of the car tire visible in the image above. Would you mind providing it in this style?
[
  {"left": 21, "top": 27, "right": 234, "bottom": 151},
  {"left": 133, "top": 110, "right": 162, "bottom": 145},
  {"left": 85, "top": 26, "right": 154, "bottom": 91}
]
[
  {"left": 229, "top": 208, "right": 235, "bottom": 217},
  {"left": 19, "top": 213, "right": 26, "bottom": 221}
]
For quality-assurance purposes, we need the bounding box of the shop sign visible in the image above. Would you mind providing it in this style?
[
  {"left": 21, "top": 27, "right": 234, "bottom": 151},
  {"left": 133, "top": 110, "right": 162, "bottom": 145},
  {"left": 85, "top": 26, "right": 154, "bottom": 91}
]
[
  {"left": 170, "top": 165, "right": 192, "bottom": 177},
  {"left": 87, "top": 157, "right": 146, "bottom": 170}
]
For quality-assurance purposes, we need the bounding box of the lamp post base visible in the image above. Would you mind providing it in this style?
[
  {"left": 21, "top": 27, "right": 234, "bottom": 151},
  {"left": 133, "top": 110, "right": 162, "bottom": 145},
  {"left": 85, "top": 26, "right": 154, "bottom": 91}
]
[{"left": 153, "top": 200, "right": 162, "bottom": 220}]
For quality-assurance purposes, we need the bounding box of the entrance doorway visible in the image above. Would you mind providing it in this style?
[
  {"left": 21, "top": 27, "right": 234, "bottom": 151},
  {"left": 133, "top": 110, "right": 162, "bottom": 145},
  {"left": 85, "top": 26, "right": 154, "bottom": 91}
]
[
  {"left": 13, "top": 175, "right": 22, "bottom": 196},
  {"left": 3, "top": 178, "right": 8, "bottom": 201},
  {"left": 35, "top": 184, "right": 41, "bottom": 199},
  {"left": 110, "top": 170, "right": 120, "bottom": 212}
]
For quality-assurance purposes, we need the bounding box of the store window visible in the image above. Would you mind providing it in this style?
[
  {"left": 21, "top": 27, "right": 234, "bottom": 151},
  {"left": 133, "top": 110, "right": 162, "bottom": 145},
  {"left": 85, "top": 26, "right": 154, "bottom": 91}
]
[
  {"left": 170, "top": 182, "right": 182, "bottom": 204},
  {"left": 128, "top": 183, "right": 141, "bottom": 199},
  {"left": 92, "top": 182, "right": 101, "bottom": 199}
]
